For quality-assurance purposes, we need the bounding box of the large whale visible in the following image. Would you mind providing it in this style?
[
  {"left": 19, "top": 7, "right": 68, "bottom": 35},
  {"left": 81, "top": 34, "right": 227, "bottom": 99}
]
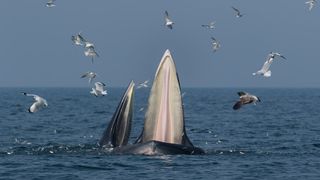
[{"left": 99, "top": 50, "right": 204, "bottom": 155}]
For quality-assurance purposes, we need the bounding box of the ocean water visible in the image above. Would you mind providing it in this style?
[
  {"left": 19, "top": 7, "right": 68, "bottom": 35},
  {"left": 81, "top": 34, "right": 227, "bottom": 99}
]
[{"left": 0, "top": 88, "right": 320, "bottom": 179}]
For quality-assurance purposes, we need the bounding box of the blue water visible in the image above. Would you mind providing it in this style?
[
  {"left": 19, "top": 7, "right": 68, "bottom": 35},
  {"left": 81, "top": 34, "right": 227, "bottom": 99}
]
[{"left": 1, "top": 88, "right": 320, "bottom": 179}]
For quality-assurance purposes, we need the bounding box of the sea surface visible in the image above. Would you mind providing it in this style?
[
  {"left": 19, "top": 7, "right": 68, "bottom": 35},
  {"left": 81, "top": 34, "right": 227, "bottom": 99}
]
[{"left": 0, "top": 88, "right": 320, "bottom": 180}]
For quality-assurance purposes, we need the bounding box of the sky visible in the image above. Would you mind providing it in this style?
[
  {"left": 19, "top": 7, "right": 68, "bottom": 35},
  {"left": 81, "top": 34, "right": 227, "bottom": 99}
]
[{"left": 0, "top": 0, "right": 319, "bottom": 88}]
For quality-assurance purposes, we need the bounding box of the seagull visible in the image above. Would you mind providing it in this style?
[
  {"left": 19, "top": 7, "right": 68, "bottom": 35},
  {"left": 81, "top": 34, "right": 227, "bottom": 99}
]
[
  {"left": 306, "top": 0, "right": 316, "bottom": 11},
  {"left": 201, "top": 22, "right": 216, "bottom": 29},
  {"left": 81, "top": 71, "right": 98, "bottom": 83},
  {"left": 46, "top": 0, "right": 56, "bottom": 8},
  {"left": 164, "top": 11, "right": 174, "bottom": 29},
  {"left": 231, "top": 6, "right": 244, "bottom": 18},
  {"left": 90, "top": 82, "right": 107, "bottom": 97},
  {"left": 75, "top": 33, "right": 94, "bottom": 49},
  {"left": 137, "top": 80, "right": 149, "bottom": 89},
  {"left": 233, "top": 91, "right": 261, "bottom": 110},
  {"left": 83, "top": 40, "right": 95, "bottom": 49},
  {"left": 211, "top": 37, "right": 221, "bottom": 52},
  {"left": 84, "top": 48, "right": 99, "bottom": 63},
  {"left": 253, "top": 52, "right": 286, "bottom": 77},
  {"left": 71, "top": 32, "right": 84, "bottom": 46},
  {"left": 22, "top": 92, "right": 48, "bottom": 113}
]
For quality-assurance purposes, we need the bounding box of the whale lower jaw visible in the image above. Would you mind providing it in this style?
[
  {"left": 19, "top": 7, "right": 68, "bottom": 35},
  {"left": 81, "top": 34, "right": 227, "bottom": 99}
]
[{"left": 113, "top": 140, "right": 204, "bottom": 155}]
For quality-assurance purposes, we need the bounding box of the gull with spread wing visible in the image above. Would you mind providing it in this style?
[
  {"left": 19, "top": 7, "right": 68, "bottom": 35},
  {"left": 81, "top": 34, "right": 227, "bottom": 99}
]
[
  {"left": 252, "top": 52, "right": 286, "bottom": 78},
  {"left": 90, "top": 82, "right": 107, "bottom": 97},
  {"left": 164, "top": 11, "right": 174, "bottom": 29},
  {"left": 233, "top": 91, "right": 261, "bottom": 110},
  {"left": 81, "top": 71, "right": 98, "bottom": 83},
  {"left": 46, "top": 0, "right": 56, "bottom": 8},
  {"left": 22, "top": 93, "right": 48, "bottom": 113}
]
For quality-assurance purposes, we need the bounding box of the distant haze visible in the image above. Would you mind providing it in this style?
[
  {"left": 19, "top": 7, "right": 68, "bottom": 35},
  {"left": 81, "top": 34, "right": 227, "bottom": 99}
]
[{"left": 0, "top": 0, "right": 319, "bottom": 88}]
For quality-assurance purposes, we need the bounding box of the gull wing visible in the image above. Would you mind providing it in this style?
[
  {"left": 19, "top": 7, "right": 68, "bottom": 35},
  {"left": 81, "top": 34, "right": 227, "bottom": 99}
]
[
  {"left": 237, "top": 91, "right": 248, "bottom": 96},
  {"left": 233, "top": 101, "right": 243, "bottom": 110},
  {"left": 232, "top": 6, "right": 240, "bottom": 14},
  {"left": 81, "top": 72, "right": 90, "bottom": 78}
]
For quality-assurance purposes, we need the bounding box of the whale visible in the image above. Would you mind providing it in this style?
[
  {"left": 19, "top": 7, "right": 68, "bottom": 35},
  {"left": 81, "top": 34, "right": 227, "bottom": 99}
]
[{"left": 99, "top": 49, "right": 204, "bottom": 155}]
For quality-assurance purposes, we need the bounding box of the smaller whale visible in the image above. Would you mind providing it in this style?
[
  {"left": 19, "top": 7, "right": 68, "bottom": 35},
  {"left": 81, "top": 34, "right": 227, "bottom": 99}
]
[{"left": 99, "top": 81, "right": 135, "bottom": 148}]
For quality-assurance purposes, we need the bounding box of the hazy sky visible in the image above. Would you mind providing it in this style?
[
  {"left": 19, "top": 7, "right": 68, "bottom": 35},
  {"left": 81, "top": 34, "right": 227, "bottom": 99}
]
[{"left": 0, "top": 0, "right": 319, "bottom": 87}]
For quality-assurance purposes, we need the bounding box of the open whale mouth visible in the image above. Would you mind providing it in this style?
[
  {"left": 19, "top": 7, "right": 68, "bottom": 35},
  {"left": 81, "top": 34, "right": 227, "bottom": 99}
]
[
  {"left": 99, "top": 81, "right": 135, "bottom": 147},
  {"left": 140, "top": 50, "right": 192, "bottom": 146}
]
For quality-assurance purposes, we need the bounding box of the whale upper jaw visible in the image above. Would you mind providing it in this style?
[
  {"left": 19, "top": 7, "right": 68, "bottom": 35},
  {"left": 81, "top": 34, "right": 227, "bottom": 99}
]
[
  {"left": 99, "top": 81, "right": 135, "bottom": 148},
  {"left": 137, "top": 49, "right": 193, "bottom": 147}
]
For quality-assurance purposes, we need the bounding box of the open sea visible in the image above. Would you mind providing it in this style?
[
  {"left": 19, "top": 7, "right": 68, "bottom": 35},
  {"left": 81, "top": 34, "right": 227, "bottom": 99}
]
[{"left": 0, "top": 88, "right": 319, "bottom": 179}]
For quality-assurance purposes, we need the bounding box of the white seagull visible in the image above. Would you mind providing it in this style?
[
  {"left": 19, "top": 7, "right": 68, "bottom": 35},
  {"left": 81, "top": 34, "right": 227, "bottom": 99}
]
[
  {"left": 90, "top": 82, "right": 107, "bottom": 97},
  {"left": 71, "top": 32, "right": 84, "bottom": 46},
  {"left": 253, "top": 52, "right": 286, "bottom": 77},
  {"left": 164, "top": 11, "right": 174, "bottom": 29},
  {"left": 137, "top": 80, "right": 149, "bottom": 89},
  {"left": 83, "top": 40, "right": 95, "bottom": 49},
  {"left": 306, "top": 0, "right": 316, "bottom": 11},
  {"left": 211, "top": 37, "right": 221, "bottom": 52},
  {"left": 84, "top": 48, "right": 99, "bottom": 63},
  {"left": 75, "top": 33, "right": 94, "bottom": 49},
  {"left": 81, "top": 71, "right": 98, "bottom": 83},
  {"left": 201, "top": 22, "right": 216, "bottom": 29},
  {"left": 233, "top": 91, "right": 261, "bottom": 110},
  {"left": 46, "top": 0, "right": 56, "bottom": 8},
  {"left": 231, "top": 6, "right": 244, "bottom": 18},
  {"left": 22, "top": 93, "right": 48, "bottom": 113}
]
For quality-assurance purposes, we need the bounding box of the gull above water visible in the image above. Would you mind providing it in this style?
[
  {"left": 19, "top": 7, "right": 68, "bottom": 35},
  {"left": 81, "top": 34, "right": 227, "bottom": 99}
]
[
  {"left": 84, "top": 48, "right": 99, "bottom": 63},
  {"left": 231, "top": 6, "right": 244, "bottom": 18},
  {"left": 211, "top": 37, "right": 221, "bottom": 52},
  {"left": 90, "top": 82, "right": 107, "bottom": 97},
  {"left": 81, "top": 71, "right": 98, "bottom": 83},
  {"left": 306, "top": 0, "right": 316, "bottom": 11},
  {"left": 233, "top": 91, "right": 261, "bottom": 110},
  {"left": 137, "top": 80, "right": 149, "bottom": 89},
  {"left": 22, "top": 93, "right": 48, "bottom": 113},
  {"left": 71, "top": 32, "right": 84, "bottom": 46},
  {"left": 253, "top": 52, "right": 286, "bottom": 78},
  {"left": 201, "top": 22, "right": 216, "bottom": 29},
  {"left": 164, "top": 11, "right": 174, "bottom": 29},
  {"left": 46, "top": 0, "right": 56, "bottom": 8}
]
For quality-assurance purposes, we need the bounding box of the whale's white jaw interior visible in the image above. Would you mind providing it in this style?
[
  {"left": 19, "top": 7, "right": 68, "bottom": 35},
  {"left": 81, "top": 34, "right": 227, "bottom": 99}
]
[{"left": 142, "top": 50, "right": 185, "bottom": 144}]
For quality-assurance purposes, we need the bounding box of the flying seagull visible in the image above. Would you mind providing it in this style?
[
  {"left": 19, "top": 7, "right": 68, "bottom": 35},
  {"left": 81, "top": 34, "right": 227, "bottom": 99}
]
[
  {"left": 137, "top": 80, "right": 149, "bottom": 89},
  {"left": 201, "top": 22, "right": 216, "bottom": 29},
  {"left": 211, "top": 37, "right": 221, "bottom": 52},
  {"left": 46, "top": 0, "right": 56, "bottom": 8},
  {"left": 306, "top": 0, "right": 316, "bottom": 11},
  {"left": 81, "top": 71, "right": 98, "bottom": 83},
  {"left": 84, "top": 47, "right": 99, "bottom": 63},
  {"left": 90, "top": 82, "right": 107, "bottom": 97},
  {"left": 164, "top": 11, "right": 174, "bottom": 29},
  {"left": 233, "top": 91, "right": 261, "bottom": 110},
  {"left": 71, "top": 32, "right": 84, "bottom": 46},
  {"left": 22, "top": 92, "right": 48, "bottom": 113},
  {"left": 83, "top": 39, "right": 95, "bottom": 49},
  {"left": 231, "top": 6, "right": 244, "bottom": 18},
  {"left": 253, "top": 52, "right": 286, "bottom": 77}
]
